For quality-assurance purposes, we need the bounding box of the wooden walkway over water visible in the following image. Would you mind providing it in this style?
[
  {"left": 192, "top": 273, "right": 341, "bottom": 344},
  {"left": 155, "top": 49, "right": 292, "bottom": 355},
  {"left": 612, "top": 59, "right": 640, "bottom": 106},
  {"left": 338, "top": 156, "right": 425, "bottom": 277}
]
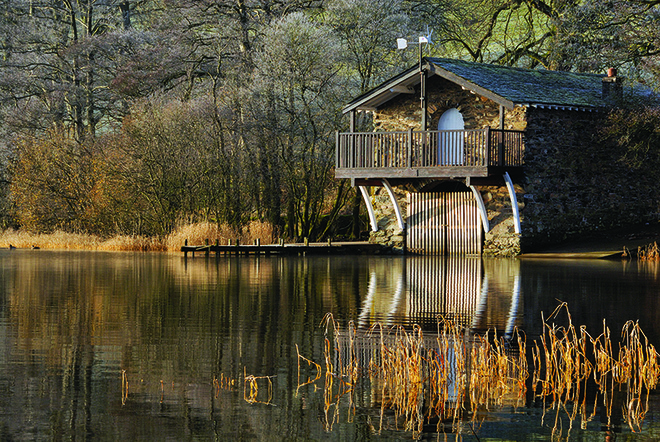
[{"left": 181, "top": 241, "right": 385, "bottom": 257}]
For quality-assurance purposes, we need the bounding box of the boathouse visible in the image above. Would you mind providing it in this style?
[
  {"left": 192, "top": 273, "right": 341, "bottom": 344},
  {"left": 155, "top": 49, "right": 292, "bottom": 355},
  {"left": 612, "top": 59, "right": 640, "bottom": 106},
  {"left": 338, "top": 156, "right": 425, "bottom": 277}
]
[{"left": 336, "top": 58, "right": 658, "bottom": 256}]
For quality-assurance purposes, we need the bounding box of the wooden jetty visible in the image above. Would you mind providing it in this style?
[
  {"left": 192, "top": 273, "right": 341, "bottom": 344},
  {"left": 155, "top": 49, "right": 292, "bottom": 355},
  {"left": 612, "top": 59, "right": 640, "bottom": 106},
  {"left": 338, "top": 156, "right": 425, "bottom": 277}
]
[{"left": 181, "top": 240, "right": 385, "bottom": 257}]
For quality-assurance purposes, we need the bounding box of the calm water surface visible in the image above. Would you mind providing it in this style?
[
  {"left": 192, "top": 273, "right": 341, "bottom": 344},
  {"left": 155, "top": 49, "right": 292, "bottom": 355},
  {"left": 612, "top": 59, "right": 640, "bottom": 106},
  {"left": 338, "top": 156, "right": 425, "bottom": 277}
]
[{"left": 1, "top": 250, "right": 660, "bottom": 440}]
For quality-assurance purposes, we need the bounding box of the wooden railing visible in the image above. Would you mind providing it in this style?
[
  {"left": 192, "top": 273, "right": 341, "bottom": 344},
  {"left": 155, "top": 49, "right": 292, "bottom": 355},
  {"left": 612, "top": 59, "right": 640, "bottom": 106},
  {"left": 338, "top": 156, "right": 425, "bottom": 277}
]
[{"left": 336, "top": 128, "right": 524, "bottom": 170}]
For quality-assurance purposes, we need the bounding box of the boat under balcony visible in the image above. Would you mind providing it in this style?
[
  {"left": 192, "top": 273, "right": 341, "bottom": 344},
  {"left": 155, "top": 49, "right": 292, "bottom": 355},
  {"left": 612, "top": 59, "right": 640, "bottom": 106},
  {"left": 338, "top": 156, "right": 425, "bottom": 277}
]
[{"left": 335, "top": 127, "right": 524, "bottom": 183}]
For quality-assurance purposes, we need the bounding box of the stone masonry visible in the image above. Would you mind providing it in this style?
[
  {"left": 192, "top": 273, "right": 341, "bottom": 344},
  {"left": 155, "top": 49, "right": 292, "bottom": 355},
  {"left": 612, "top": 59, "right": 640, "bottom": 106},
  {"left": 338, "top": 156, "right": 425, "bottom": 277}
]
[{"left": 363, "top": 74, "right": 660, "bottom": 255}]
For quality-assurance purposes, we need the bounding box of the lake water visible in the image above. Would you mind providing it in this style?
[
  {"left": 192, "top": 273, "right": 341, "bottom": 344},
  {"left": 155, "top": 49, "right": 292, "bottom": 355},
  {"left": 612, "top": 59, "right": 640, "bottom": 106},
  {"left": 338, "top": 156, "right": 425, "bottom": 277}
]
[{"left": 1, "top": 250, "right": 660, "bottom": 440}]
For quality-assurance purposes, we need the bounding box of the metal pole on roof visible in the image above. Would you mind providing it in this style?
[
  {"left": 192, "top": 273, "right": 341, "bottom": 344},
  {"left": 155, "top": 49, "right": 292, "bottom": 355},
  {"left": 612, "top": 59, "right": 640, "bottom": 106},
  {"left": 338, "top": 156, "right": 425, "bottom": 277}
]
[
  {"left": 397, "top": 32, "right": 432, "bottom": 131},
  {"left": 420, "top": 43, "right": 427, "bottom": 131}
]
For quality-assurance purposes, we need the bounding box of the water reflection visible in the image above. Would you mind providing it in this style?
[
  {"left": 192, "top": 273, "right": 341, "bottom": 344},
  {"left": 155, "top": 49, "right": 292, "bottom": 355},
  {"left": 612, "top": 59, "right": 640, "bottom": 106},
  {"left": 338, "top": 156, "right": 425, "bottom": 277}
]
[
  {"left": 358, "top": 256, "right": 522, "bottom": 335},
  {"left": 1, "top": 251, "right": 660, "bottom": 440}
]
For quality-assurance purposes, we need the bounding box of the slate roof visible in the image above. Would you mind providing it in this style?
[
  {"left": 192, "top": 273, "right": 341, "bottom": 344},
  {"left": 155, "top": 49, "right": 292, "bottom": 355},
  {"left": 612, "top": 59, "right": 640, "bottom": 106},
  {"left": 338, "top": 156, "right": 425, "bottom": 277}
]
[
  {"left": 429, "top": 58, "right": 607, "bottom": 108},
  {"left": 343, "top": 57, "right": 626, "bottom": 113}
]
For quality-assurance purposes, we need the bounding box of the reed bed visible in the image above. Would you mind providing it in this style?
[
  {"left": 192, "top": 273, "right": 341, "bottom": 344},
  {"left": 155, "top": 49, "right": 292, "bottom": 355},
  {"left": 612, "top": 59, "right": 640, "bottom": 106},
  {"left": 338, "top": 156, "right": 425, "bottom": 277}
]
[
  {"left": 530, "top": 303, "right": 660, "bottom": 436},
  {"left": 98, "top": 235, "right": 167, "bottom": 251},
  {"left": 0, "top": 220, "right": 276, "bottom": 252},
  {"left": 164, "top": 220, "right": 275, "bottom": 251},
  {"left": 638, "top": 241, "right": 660, "bottom": 261},
  {"left": 298, "top": 314, "right": 528, "bottom": 437},
  {"left": 0, "top": 228, "right": 164, "bottom": 251},
  {"left": 0, "top": 228, "right": 104, "bottom": 250},
  {"left": 298, "top": 307, "right": 660, "bottom": 438}
]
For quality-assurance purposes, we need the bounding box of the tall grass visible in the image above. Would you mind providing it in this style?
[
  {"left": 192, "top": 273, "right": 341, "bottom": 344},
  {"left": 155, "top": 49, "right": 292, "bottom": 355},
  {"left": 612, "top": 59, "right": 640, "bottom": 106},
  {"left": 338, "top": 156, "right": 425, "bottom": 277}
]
[
  {"left": 0, "top": 220, "right": 277, "bottom": 252},
  {"left": 164, "top": 220, "right": 276, "bottom": 251},
  {"left": 638, "top": 242, "right": 660, "bottom": 261},
  {"left": 298, "top": 307, "right": 660, "bottom": 438},
  {"left": 0, "top": 228, "right": 103, "bottom": 250},
  {"left": 299, "top": 314, "right": 527, "bottom": 436},
  {"left": 532, "top": 303, "right": 660, "bottom": 435}
]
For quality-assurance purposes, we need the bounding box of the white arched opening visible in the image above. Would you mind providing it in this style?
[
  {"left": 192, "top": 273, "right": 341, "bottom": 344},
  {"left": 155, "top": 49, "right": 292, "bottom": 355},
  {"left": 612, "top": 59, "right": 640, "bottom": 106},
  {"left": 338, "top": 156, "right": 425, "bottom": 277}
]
[{"left": 437, "top": 108, "right": 465, "bottom": 165}]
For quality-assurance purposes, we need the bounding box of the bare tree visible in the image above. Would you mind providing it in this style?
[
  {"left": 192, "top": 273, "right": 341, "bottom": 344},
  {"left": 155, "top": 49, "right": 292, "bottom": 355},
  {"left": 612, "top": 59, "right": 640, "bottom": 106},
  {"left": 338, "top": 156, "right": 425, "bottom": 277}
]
[{"left": 251, "top": 12, "right": 348, "bottom": 239}]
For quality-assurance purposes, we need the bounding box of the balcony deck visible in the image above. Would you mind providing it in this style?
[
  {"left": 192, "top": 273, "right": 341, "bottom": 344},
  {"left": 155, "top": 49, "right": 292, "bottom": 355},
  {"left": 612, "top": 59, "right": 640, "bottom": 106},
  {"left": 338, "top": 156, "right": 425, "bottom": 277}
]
[{"left": 336, "top": 128, "right": 524, "bottom": 180}]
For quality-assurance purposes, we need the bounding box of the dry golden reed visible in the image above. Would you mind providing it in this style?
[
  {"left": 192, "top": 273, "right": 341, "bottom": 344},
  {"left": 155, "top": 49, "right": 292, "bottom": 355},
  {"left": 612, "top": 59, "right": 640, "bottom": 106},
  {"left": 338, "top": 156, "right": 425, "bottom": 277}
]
[
  {"left": 164, "top": 220, "right": 275, "bottom": 251},
  {"left": 298, "top": 314, "right": 528, "bottom": 437},
  {"left": 213, "top": 373, "right": 237, "bottom": 398},
  {"left": 120, "top": 370, "right": 254, "bottom": 407},
  {"left": 530, "top": 303, "right": 659, "bottom": 436},
  {"left": 638, "top": 242, "right": 660, "bottom": 261},
  {"left": 121, "top": 370, "right": 129, "bottom": 406},
  {"left": 298, "top": 307, "right": 660, "bottom": 438},
  {"left": 0, "top": 220, "right": 276, "bottom": 252},
  {"left": 0, "top": 228, "right": 103, "bottom": 250},
  {"left": 243, "top": 367, "right": 275, "bottom": 405}
]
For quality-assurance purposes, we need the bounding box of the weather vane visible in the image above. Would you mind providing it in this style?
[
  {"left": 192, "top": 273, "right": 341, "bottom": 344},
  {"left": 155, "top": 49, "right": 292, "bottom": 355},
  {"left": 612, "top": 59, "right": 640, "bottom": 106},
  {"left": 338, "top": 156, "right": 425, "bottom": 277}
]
[
  {"left": 396, "top": 27, "right": 434, "bottom": 130},
  {"left": 396, "top": 27, "right": 434, "bottom": 71}
]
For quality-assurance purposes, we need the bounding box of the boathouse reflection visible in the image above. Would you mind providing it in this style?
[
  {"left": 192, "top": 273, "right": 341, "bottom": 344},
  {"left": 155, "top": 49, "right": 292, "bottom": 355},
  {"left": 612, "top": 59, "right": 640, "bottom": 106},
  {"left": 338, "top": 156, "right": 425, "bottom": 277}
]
[{"left": 357, "top": 256, "right": 522, "bottom": 333}]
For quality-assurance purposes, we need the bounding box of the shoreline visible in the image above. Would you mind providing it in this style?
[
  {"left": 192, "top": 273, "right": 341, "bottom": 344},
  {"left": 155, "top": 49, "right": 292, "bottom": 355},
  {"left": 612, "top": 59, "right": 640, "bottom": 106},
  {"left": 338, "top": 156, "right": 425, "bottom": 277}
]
[
  {"left": 3, "top": 222, "right": 659, "bottom": 258},
  {"left": 520, "top": 222, "right": 660, "bottom": 259},
  {"left": 0, "top": 221, "right": 275, "bottom": 253}
]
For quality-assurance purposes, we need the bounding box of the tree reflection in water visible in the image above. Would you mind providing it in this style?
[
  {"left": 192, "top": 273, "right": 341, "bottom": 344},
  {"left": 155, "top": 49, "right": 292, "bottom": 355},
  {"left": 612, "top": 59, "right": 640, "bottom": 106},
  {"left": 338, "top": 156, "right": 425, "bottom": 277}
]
[{"left": 2, "top": 251, "right": 660, "bottom": 440}]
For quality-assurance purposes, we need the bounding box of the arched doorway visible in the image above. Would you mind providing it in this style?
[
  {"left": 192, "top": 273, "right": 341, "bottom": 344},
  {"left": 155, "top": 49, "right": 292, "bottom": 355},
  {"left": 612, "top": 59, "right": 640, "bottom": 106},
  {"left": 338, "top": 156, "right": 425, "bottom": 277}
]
[{"left": 437, "top": 108, "right": 464, "bottom": 165}]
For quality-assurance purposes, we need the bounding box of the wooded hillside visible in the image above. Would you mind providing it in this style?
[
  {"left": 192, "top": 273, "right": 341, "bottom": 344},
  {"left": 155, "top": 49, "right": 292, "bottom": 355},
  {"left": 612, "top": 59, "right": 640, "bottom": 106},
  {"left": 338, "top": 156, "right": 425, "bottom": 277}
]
[{"left": 1, "top": 0, "right": 658, "bottom": 240}]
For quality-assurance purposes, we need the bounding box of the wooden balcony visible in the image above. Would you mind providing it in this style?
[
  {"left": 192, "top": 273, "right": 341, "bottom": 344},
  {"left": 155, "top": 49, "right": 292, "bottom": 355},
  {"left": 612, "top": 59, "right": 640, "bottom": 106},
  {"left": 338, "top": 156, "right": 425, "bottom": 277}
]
[{"left": 335, "top": 128, "right": 524, "bottom": 180}]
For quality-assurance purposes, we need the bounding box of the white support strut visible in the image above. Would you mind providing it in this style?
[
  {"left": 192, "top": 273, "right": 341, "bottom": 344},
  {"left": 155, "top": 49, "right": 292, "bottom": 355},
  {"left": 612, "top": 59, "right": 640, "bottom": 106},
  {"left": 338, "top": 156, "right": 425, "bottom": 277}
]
[
  {"left": 503, "top": 172, "right": 521, "bottom": 234},
  {"left": 469, "top": 185, "right": 490, "bottom": 233},
  {"left": 358, "top": 186, "right": 379, "bottom": 232},
  {"left": 382, "top": 179, "right": 406, "bottom": 231}
]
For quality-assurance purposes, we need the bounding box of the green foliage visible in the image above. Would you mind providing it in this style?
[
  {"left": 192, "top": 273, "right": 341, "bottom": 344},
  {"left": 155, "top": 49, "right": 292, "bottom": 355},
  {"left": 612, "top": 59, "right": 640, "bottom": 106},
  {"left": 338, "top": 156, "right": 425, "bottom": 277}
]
[
  {"left": 601, "top": 106, "right": 660, "bottom": 172},
  {"left": 325, "top": 0, "right": 411, "bottom": 91},
  {"left": 3, "top": 0, "right": 660, "bottom": 240}
]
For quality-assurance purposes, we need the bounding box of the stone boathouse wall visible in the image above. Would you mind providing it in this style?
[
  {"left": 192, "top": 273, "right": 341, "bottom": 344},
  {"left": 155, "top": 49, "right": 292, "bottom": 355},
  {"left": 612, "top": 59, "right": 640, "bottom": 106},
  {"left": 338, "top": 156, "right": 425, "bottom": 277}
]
[{"left": 362, "top": 75, "right": 660, "bottom": 255}]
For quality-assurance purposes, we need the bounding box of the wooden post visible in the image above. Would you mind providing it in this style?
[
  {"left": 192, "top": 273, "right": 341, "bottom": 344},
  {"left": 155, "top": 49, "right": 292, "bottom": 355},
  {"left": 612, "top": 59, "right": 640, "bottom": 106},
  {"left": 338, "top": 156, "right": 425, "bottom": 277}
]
[
  {"left": 304, "top": 237, "right": 309, "bottom": 247},
  {"left": 184, "top": 239, "right": 188, "bottom": 258},
  {"left": 349, "top": 109, "right": 356, "bottom": 169},
  {"left": 407, "top": 128, "right": 413, "bottom": 168},
  {"left": 485, "top": 127, "right": 491, "bottom": 166},
  {"left": 335, "top": 131, "right": 340, "bottom": 169},
  {"left": 420, "top": 68, "right": 427, "bottom": 131},
  {"left": 498, "top": 107, "right": 505, "bottom": 166},
  {"left": 205, "top": 239, "right": 210, "bottom": 257}
]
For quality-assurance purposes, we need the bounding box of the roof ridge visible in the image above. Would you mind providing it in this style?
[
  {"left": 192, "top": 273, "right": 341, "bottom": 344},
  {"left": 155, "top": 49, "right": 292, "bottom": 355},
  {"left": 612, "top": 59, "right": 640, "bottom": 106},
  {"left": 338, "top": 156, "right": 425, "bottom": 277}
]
[{"left": 426, "top": 57, "right": 605, "bottom": 78}]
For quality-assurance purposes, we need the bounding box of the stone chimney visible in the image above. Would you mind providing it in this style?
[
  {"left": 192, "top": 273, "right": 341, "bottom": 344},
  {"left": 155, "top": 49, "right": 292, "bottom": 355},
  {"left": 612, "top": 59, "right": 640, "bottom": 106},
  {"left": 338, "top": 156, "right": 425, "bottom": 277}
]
[{"left": 602, "top": 68, "right": 623, "bottom": 100}]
